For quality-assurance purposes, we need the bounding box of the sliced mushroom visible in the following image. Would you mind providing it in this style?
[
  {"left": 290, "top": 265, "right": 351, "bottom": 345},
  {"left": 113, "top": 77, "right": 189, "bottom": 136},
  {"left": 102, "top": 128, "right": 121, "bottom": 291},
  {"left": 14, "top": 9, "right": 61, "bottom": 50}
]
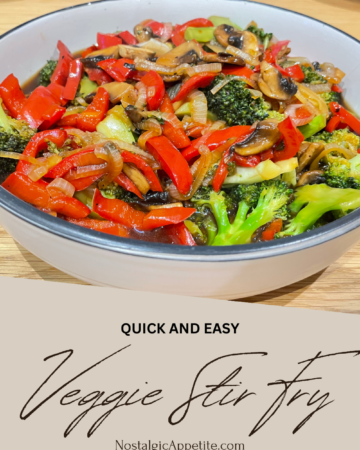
[
  {"left": 118, "top": 45, "right": 155, "bottom": 60},
  {"left": 258, "top": 61, "right": 298, "bottom": 101},
  {"left": 85, "top": 45, "right": 119, "bottom": 60},
  {"left": 162, "top": 74, "right": 183, "bottom": 82},
  {"left": 125, "top": 105, "right": 144, "bottom": 124},
  {"left": 297, "top": 170, "right": 325, "bottom": 187},
  {"left": 97, "top": 82, "right": 135, "bottom": 104},
  {"left": 233, "top": 119, "right": 281, "bottom": 156},
  {"left": 202, "top": 52, "right": 245, "bottom": 65},
  {"left": 156, "top": 41, "right": 203, "bottom": 67},
  {"left": 214, "top": 25, "right": 259, "bottom": 57},
  {"left": 297, "top": 142, "right": 325, "bottom": 172},
  {"left": 123, "top": 163, "right": 150, "bottom": 195},
  {"left": 134, "top": 24, "right": 153, "bottom": 43}
]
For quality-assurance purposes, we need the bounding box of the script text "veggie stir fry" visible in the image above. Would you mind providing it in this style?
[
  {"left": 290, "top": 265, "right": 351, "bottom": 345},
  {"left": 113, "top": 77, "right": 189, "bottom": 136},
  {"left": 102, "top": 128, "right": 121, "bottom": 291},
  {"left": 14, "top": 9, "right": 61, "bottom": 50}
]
[{"left": 1, "top": 16, "right": 360, "bottom": 246}]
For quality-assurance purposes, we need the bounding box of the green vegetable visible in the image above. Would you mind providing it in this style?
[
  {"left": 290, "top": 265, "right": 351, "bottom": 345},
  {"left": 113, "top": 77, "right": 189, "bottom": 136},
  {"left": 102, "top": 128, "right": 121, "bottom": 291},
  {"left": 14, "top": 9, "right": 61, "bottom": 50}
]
[
  {"left": 79, "top": 76, "right": 98, "bottom": 96},
  {"left": 267, "top": 110, "right": 285, "bottom": 122},
  {"left": 96, "top": 105, "right": 134, "bottom": 143},
  {"left": 191, "top": 181, "right": 291, "bottom": 246},
  {"left": 319, "top": 91, "right": 341, "bottom": 106},
  {"left": 0, "top": 103, "right": 36, "bottom": 176},
  {"left": 38, "top": 60, "right": 57, "bottom": 87},
  {"left": 202, "top": 75, "right": 269, "bottom": 126},
  {"left": 224, "top": 157, "right": 298, "bottom": 185},
  {"left": 308, "top": 128, "right": 360, "bottom": 153},
  {"left": 298, "top": 115, "right": 326, "bottom": 139},
  {"left": 184, "top": 27, "right": 216, "bottom": 42},
  {"left": 301, "top": 65, "right": 327, "bottom": 85},
  {"left": 101, "top": 183, "right": 139, "bottom": 203},
  {"left": 324, "top": 154, "right": 360, "bottom": 189},
  {"left": 208, "top": 16, "right": 242, "bottom": 30},
  {"left": 246, "top": 25, "right": 273, "bottom": 50},
  {"left": 175, "top": 102, "right": 218, "bottom": 120},
  {"left": 281, "top": 184, "right": 360, "bottom": 236}
]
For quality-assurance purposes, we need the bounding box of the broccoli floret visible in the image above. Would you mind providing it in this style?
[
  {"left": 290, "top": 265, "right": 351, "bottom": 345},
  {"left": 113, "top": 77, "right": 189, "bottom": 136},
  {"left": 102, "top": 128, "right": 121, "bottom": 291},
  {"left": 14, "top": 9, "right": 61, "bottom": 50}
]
[
  {"left": 202, "top": 75, "right": 269, "bottom": 126},
  {"left": 38, "top": 60, "right": 57, "bottom": 87},
  {"left": 246, "top": 25, "right": 273, "bottom": 50},
  {"left": 191, "top": 181, "right": 291, "bottom": 246},
  {"left": 0, "top": 104, "right": 36, "bottom": 176},
  {"left": 308, "top": 128, "right": 360, "bottom": 153},
  {"left": 324, "top": 154, "right": 360, "bottom": 189},
  {"left": 280, "top": 184, "right": 360, "bottom": 236},
  {"left": 301, "top": 65, "right": 327, "bottom": 85},
  {"left": 100, "top": 183, "right": 139, "bottom": 204},
  {"left": 267, "top": 110, "right": 285, "bottom": 122},
  {"left": 319, "top": 91, "right": 341, "bottom": 106}
]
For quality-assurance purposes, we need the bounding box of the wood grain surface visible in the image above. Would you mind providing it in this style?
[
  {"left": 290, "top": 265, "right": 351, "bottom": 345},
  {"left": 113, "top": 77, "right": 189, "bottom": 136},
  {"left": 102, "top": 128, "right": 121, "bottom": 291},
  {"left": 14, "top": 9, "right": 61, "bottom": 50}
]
[{"left": 1, "top": 0, "right": 360, "bottom": 313}]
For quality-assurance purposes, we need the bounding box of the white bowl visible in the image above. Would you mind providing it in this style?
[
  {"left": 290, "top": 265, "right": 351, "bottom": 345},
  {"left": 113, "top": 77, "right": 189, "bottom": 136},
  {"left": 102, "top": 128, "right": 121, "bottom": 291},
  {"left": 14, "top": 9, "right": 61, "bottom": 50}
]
[{"left": 1, "top": 0, "right": 360, "bottom": 299}]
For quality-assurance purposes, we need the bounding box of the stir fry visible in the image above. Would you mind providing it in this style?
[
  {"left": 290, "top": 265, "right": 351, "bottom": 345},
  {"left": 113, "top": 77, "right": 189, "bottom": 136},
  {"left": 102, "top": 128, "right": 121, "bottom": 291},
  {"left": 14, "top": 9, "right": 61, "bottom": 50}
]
[{"left": 1, "top": 16, "right": 360, "bottom": 246}]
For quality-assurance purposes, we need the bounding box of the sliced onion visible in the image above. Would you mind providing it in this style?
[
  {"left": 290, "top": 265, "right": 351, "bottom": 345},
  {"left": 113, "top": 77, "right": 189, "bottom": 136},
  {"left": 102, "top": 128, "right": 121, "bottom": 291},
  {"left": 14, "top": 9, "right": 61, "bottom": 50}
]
[
  {"left": 303, "top": 83, "right": 331, "bottom": 94},
  {"left": 189, "top": 90, "right": 207, "bottom": 125},
  {"left": 138, "top": 130, "right": 160, "bottom": 150},
  {"left": 310, "top": 145, "right": 355, "bottom": 171},
  {"left": 187, "top": 63, "right": 222, "bottom": 77},
  {"left": 123, "top": 162, "right": 150, "bottom": 195},
  {"left": 295, "top": 83, "right": 329, "bottom": 119},
  {"left": 95, "top": 142, "right": 123, "bottom": 187},
  {"left": 248, "top": 89, "right": 263, "bottom": 98},
  {"left": 138, "top": 38, "right": 172, "bottom": 56},
  {"left": 134, "top": 57, "right": 190, "bottom": 75},
  {"left": 194, "top": 131, "right": 213, "bottom": 148},
  {"left": 28, "top": 154, "right": 62, "bottom": 182},
  {"left": 287, "top": 57, "right": 313, "bottom": 69},
  {"left": 65, "top": 163, "right": 108, "bottom": 181},
  {"left": 147, "top": 202, "right": 183, "bottom": 210},
  {"left": 319, "top": 63, "right": 345, "bottom": 84},
  {"left": 161, "top": 22, "right": 173, "bottom": 42},
  {"left": 161, "top": 112, "right": 183, "bottom": 129},
  {"left": 285, "top": 103, "right": 315, "bottom": 126},
  {"left": 226, "top": 45, "right": 259, "bottom": 66},
  {"left": 47, "top": 178, "right": 75, "bottom": 198},
  {"left": 136, "top": 118, "right": 162, "bottom": 134},
  {"left": 135, "top": 82, "right": 147, "bottom": 110},
  {"left": 211, "top": 77, "right": 232, "bottom": 95},
  {"left": 0, "top": 151, "right": 40, "bottom": 165},
  {"left": 208, "top": 120, "right": 226, "bottom": 131}
]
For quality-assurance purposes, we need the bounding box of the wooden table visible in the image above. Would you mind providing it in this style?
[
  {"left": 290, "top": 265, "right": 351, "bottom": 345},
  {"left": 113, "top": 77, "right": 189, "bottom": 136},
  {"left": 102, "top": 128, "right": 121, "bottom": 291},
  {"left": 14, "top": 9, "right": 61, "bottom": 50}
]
[{"left": 1, "top": 0, "right": 360, "bottom": 313}]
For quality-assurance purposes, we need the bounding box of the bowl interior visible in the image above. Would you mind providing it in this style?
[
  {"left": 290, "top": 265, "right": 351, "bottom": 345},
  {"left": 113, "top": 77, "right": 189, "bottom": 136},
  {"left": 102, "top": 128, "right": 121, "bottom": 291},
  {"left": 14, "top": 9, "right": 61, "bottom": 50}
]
[{"left": 1, "top": 0, "right": 360, "bottom": 259}]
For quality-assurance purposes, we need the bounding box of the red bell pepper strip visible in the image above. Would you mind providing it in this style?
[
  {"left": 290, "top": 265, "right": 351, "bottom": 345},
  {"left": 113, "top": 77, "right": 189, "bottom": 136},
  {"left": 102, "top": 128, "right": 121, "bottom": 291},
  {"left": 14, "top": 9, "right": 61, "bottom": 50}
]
[
  {"left": 212, "top": 144, "right": 236, "bottom": 192},
  {"left": 81, "top": 45, "right": 98, "bottom": 58},
  {"left": 46, "top": 148, "right": 102, "bottom": 178},
  {"left": 272, "top": 117, "right": 304, "bottom": 162},
  {"left": 121, "top": 150, "right": 163, "bottom": 192},
  {"left": 50, "top": 40, "right": 74, "bottom": 86},
  {"left": 269, "top": 40, "right": 290, "bottom": 61},
  {"left": 119, "top": 31, "right": 138, "bottom": 45},
  {"left": 19, "top": 86, "right": 65, "bottom": 129},
  {"left": 56, "top": 113, "right": 80, "bottom": 128},
  {"left": 142, "top": 207, "right": 196, "bottom": 231},
  {"left": 77, "top": 87, "right": 109, "bottom": 132},
  {"left": 172, "top": 72, "right": 217, "bottom": 103},
  {"left": 181, "top": 125, "right": 252, "bottom": 161},
  {"left": 0, "top": 74, "right": 27, "bottom": 118},
  {"left": 93, "top": 189, "right": 145, "bottom": 229},
  {"left": 2, "top": 171, "right": 90, "bottom": 218},
  {"left": 85, "top": 68, "right": 113, "bottom": 85},
  {"left": 264, "top": 49, "right": 275, "bottom": 64},
  {"left": 46, "top": 83, "right": 67, "bottom": 106},
  {"left": 63, "top": 59, "right": 84, "bottom": 101},
  {"left": 64, "top": 217, "right": 130, "bottom": 237},
  {"left": 97, "top": 58, "right": 137, "bottom": 82},
  {"left": 171, "top": 25, "right": 186, "bottom": 46},
  {"left": 115, "top": 173, "right": 143, "bottom": 199},
  {"left": 326, "top": 115, "right": 342, "bottom": 133},
  {"left": 17, "top": 129, "right": 68, "bottom": 174},
  {"left": 165, "top": 222, "right": 197, "bottom": 246},
  {"left": 222, "top": 65, "right": 254, "bottom": 78},
  {"left": 97, "top": 33, "right": 122, "bottom": 49},
  {"left": 262, "top": 218, "right": 283, "bottom": 241},
  {"left": 70, "top": 174, "right": 102, "bottom": 191},
  {"left": 141, "top": 70, "right": 165, "bottom": 111},
  {"left": 329, "top": 102, "right": 360, "bottom": 134},
  {"left": 39, "top": 103, "right": 67, "bottom": 131},
  {"left": 233, "top": 153, "right": 261, "bottom": 167},
  {"left": 160, "top": 93, "right": 190, "bottom": 149},
  {"left": 260, "top": 148, "right": 274, "bottom": 161},
  {"left": 145, "top": 20, "right": 166, "bottom": 37},
  {"left": 275, "top": 63, "right": 304, "bottom": 82},
  {"left": 332, "top": 84, "right": 343, "bottom": 93},
  {"left": 146, "top": 136, "right": 193, "bottom": 195}
]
